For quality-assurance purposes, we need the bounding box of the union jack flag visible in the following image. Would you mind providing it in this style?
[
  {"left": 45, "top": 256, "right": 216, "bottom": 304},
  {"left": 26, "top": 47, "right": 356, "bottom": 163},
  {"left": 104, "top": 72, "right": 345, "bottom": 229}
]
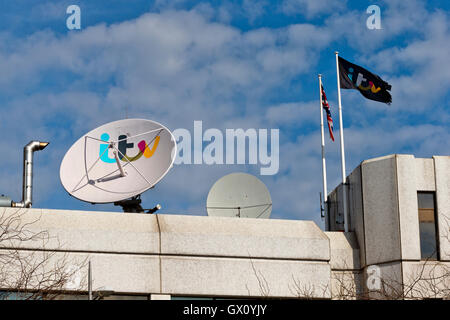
[{"left": 321, "top": 85, "right": 335, "bottom": 142}]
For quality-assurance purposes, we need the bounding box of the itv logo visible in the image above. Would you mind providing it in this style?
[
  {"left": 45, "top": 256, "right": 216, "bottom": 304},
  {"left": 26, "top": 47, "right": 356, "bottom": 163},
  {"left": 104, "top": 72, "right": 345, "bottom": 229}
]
[{"left": 99, "top": 133, "right": 160, "bottom": 163}]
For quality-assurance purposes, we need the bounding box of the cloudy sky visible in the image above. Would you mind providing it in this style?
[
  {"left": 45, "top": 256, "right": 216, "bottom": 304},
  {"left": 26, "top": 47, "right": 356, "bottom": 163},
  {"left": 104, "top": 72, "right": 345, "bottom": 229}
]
[{"left": 0, "top": 0, "right": 448, "bottom": 228}]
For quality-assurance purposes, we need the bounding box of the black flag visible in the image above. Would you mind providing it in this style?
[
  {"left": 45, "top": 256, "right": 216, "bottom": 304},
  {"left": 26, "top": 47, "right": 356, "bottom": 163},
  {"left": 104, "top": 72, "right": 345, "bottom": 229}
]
[{"left": 338, "top": 56, "right": 392, "bottom": 104}]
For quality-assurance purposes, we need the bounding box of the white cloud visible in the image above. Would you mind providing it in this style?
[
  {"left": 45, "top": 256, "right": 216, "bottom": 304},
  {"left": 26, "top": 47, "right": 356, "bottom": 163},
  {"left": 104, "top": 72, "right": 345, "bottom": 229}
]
[
  {"left": 0, "top": 3, "right": 448, "bottom": 229},
  {"left": 364, "top": 9, "right": 450, "bottom": 114},
  {"left": 280, "top": 0, "right": 346, "bottom": 18},
  {"left": 242, "top": 0, "right": 269, "bottom": 24},
  {"left": 380, "top": 0, "right": 429, "bottom": 35},
  {"left": 265, "top": 101, "right": 317, "bottom": 127},
  {"left": 31, "top": 2, "right": 66, "bottom": 20},
  {"left": 322, "top": 0, "right": 433, "bottom": 53},
  {"left": 0, "top": 9, "right": 333, "bottom": 224}
]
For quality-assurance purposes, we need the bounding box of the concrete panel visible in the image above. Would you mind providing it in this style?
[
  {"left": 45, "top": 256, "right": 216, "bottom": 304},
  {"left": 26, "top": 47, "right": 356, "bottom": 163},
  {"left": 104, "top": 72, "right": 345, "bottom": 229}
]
[
  {"left": 330, "top": 271, "right": 363, "bottom": 299},
  {"left": 0, "top": 208, "right": 160, "bottom": 254},
  {"left": 396, "top": 155, "right": 421, "bottom": 260},
  {"left": 347, "top": 165, "right": 366, "bottom": 267},
  {"left": 326, "top": 184, "right": 346, "bottom": 232},
  {"left": 161, "top": 256, "right": 331, "bottom": 298},
  {"left": 415, "top": 158, "right": 435, "bottom": 191},
  {"left": 151, "top": 294, "right": 171, "bottom": 300},
  {"left": 0, "top": 249, "right": 160, "bottom": 294},
  {"left": 326, "top": 187, "right": 342, "bottom": 231},
  {"left": 158, "top": 214, "right": 330, "bottom": 261},
  {"left": 361, "top": 155, "right": 401, "bottom": 265},
  {"left": 89, "top": 254, "right": 160, "bottom": 294},
  {"left": 433, "top": 156, "right": 450, "bottom": 261},
  {"left": 335, "top": 184, "right": 346, "bottom": 229},
  {"left": 326, "top": 232, "right": 360, "bottom": 270},
  {"left": 364, "top": 262, "right": 403, "bottom": 299},
  {"left": 402, "top": 261, "right": 450, "bottom": 299},
  {"left": 0, "top": 248, "right": 88, "bottom": 292}
]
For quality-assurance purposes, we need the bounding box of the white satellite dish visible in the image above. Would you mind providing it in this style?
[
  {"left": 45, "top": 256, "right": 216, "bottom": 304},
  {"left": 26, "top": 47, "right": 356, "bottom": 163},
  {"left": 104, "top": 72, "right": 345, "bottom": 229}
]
[
  {"left": 206, "top": 172, "right": 272, "bottom": 219},
  {"left": 60, "top": 119, "right": 176, "bottom": 204}
]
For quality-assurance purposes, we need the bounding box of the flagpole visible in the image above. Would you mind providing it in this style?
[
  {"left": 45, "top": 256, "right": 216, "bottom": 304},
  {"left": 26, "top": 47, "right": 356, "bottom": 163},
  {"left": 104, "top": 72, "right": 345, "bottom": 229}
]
[
  {"left": 318, "top": 74, "right": 329, "bottom": 230},
  {"left": 335, "top": 51, "right": 349, "bottom": 233}
]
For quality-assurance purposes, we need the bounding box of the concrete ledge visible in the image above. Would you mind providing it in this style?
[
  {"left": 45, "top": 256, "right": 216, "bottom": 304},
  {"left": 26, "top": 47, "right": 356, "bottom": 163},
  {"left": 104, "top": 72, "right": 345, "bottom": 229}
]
[
  {"left": 0, "top": 208, "right": 331, "bottom": 261},
  {"left": 158, "top": 214, "right": 330, "bottom": 261},
  {"left": 0, "top": 249, "right": 161, "bottom": 295},
  {"left": 0, "top": 208, "right": 160, "bottom": 254},
  {"left": 0, "top": 208, "right": 336, "bottom": 298},
  {"left": 325, "top": 232, "right": 360, "bottom": 270},
  {"left": 1, "top": 209, "right": 331, "bottom": 261},
  {"left": 161, "top": 256, "right": 331, "bottom": 298},
  {"left": 89, "top": 253, "right": 160, "bottom": 294}
]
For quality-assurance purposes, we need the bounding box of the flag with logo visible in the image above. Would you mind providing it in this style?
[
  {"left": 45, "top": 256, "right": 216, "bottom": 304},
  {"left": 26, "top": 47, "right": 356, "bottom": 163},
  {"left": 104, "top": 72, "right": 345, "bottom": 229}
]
[
  {"left": 338, "top": 56, "right": 392, "bottom": 104},
  {"left": 321, "top": 85, "right": 334, "bottom": 142}
]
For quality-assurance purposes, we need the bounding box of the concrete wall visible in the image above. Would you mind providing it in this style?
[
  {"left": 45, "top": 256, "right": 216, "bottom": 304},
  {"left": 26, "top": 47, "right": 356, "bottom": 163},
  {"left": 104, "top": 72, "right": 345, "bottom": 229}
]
[
  {"left": 162, "top": 256, "right": 331, "bottom": 298},
  {"left": 402, "top": 261, "right": 450, "bottom": 299},
  {"left": 0, "top": 208, "right": 337, "bottom": 299},
  {"left": 328, "top": 154, "right": 450, "bottom": 299},
  {"left": 434, "top": 156, "right": 450, "bottom": 261},
  {"left": 346, "top": 165, "right": 366, "bottom": 267},
  {"left": 327, "top": 183, "right": 345, "bottom": 232},
  {"left": 337, "top": 154, "right": 447, "bottom": 265},
  {"left": 365, "top": 261, "right": 403, "bottom": 299},
  {"left": 325, "top": 232, "right": 360, "bottom": 270},
  {"left": 0, "top": 208, "right": 160, "bottom": 254},
  {"left": 396, "top": 155, "right": 421, "bottom": 260},
  {"left": 415, "top": 158, "right": 435, "bottom": 191},
  {"left": 326, "top": 232, "right": 363, "bottom": 299},
  {"left": 361, "top": 155, "right": 402, "bottom": 265},
  {"left": 158, "top": 215, "right": 329, "bottom": 261}
]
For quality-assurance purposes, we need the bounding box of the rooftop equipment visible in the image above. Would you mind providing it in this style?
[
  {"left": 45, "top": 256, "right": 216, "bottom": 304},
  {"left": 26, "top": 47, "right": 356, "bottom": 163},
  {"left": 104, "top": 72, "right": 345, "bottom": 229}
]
[
  {"left": 59, "top": 119, "right": 176, "bottom": 212},
  {"left": 206, "top": 172, "right": 272, "bottom": 219},
  {"left": 0, "top": 141, "right": 49, "bottom": 208}
]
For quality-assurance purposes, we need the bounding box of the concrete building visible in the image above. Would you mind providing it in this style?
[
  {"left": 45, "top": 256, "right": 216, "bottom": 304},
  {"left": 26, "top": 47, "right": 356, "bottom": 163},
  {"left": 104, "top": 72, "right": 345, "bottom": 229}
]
[
  {"left": 0, "top": 154, "right": 448, "bottom": 299},
  {"left": 327, "top": 154, "right": 450, "bottom": 299}
]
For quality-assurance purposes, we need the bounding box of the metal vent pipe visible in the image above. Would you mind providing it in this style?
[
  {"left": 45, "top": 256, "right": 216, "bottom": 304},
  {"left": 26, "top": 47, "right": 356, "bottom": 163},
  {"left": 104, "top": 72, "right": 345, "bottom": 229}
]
[{"left": 11, "top": 141, "right": 49, "bottom": 208}]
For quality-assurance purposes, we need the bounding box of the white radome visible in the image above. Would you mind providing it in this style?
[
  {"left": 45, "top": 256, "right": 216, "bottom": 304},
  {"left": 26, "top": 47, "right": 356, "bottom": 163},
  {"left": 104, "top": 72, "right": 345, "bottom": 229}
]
[{"left": 206, "top": 172, "right": 272, "bottom": 219}]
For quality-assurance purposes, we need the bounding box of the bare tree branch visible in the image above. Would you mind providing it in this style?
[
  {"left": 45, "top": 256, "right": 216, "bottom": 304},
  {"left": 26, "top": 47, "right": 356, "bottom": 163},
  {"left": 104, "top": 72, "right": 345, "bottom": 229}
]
[{"left": 0, "top": 208, "right": 87, "bottom": 300}]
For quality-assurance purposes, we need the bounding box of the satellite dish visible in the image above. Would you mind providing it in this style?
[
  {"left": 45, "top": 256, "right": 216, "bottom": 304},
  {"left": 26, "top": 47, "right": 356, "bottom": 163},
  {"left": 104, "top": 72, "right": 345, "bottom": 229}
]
[
  {"left": 60, "top": 119, "right": 176, "bottom": 204},
  {"left": 206, "top": 172, "right": 272, "bottom": 219}
]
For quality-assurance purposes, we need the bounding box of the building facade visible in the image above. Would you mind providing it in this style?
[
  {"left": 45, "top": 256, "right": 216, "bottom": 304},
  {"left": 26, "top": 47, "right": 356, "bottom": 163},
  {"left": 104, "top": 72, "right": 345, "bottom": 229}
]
[
  {"left": 0, "top": 154, "right": 448, "bottom": 299},
  {"left": 327, "top": 154, "right": 450, "bottom": 298}
]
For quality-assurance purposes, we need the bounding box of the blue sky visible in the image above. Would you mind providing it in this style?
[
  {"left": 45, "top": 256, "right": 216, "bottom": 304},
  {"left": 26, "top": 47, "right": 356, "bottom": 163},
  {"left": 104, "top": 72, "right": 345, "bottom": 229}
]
[{"left": 0, "top": 0, "right": 449, "bottom": 228}]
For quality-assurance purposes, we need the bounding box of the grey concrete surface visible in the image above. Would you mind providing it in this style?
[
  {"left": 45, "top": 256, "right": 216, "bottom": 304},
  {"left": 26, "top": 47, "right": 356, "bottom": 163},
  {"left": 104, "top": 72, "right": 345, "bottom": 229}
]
[
  {"left": 396, "top": 155, "right": 421, "bottom": 260},
  {"left": 434, "top": 156, "right": 450, "bottom": 261},
  {"left": 158, "top": 214, "right": 330, "bottom": 261},
  {"left": 361, "top": 155, "right": 401, "bottom": 265},
  {"left": 326, "top": 232, "right": 360, "bottom": 270}
]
